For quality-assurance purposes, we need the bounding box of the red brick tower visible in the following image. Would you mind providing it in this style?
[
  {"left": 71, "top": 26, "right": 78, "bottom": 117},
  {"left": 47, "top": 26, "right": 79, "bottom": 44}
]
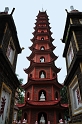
[{"left": 18, "top": 10, "right": 68, "bottom": 124}]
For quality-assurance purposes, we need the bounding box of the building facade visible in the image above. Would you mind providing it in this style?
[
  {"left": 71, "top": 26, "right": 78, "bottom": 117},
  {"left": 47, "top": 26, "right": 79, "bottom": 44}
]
[
  {"left": 18, "top": 10, "right": 68, "bottom": 124},
  {"left": 62, "top": 8, "right": 82, "bottom": 123},
  {"left": 0, "top": 8, "right": 21, "bottom": 124}
]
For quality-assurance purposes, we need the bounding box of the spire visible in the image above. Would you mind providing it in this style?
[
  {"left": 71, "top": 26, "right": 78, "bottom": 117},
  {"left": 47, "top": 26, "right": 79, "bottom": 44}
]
[{"left": 42, "top": 7, "right": 44, "bottom": 12}]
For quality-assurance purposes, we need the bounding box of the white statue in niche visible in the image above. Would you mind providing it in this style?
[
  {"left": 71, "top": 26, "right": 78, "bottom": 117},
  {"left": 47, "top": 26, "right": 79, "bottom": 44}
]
[
  {"left": 40, "top": 92, "right": 45, "bottom": 101},
  {"left": 40, "top": 114, "right": 45, "bottom": 124},
  {"left": 40, "top": 72, "right": 45, "bottom": 78}
]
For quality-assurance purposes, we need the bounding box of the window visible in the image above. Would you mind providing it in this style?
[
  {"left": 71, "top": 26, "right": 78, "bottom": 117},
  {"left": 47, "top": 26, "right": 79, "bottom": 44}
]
[
  {"left": 24, "top": 113, "right": 27, "bottom": 120},
  {"left": 30, "top": 74, "right": 32, "bottom": 78},
  {"left": 41, "top": 37, "right": 44, "bottom": 40},
  {"left": 0, "top": 83, "right": 12, "bottom": 124},
  {"left": 67, "top": 42, "right": 74, "bottom": 67},
  {"left": 6, "top": 37, "right": 15, "bottom": 64},
  {"left": 39, "top": 71, "right": 46, "bottom": 78},
  {"left": 40, "top": 57, "right": 45, "bottom": 62},
  {"left": 40, "top": 46, "right": 45, "bottom": 50},
  {"left": 38, "top": 112, "right": 47, "bottom": 124},
  {"left": 79, "top": 19, "right": 82, "bottom": 24},
  {"left": 41, "top": 31, "right": 44, "bottom": 33},
  {"left": 55, "top": 91, "right": 58, "bottom": 100},
  {"left": 69, "top": 75, "right": 82, "bottom": 115},
  {"left": 53, "top": 73, "right": 56, "bottom": 78},
  {"left": 27, "top": 92, "right": 30, "bottom": 100}
]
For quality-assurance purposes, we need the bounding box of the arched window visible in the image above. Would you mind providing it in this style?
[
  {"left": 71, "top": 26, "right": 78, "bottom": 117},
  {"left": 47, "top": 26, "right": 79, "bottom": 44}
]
[
  {"left": 30, "top": 74, "right": 32, "bottom": 78},
  {"left": 41, "top": 37, "right": 44, "bottom": 40},
  {"left": 41, "top": 30, "right": 44, "bottom": 33},
  {"left": 39, "top": 71, "right": 46, "bottom": 78},
  {"left": 27, "top": 92, "right": 30, "bottom": 100},
  {"left": 38, "top": 112, "right": 47, "bottom": 124},
  {"left": 40, "top": 46, "right": 45, "bottom": 50},
  {"left": 55, "top": 91, "right": 58, "bottom": 100},
  {"left": 40, "top": 57, "right": 45, "bottom": 62},
  {"left": 39, "top": 90, "right": 46, "bottom": 101}
]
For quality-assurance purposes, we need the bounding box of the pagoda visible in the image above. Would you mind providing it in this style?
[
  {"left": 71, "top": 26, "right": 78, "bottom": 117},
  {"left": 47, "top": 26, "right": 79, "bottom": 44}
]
[{"left": 18, "top": 10, "right": 68, "bottom": 124}]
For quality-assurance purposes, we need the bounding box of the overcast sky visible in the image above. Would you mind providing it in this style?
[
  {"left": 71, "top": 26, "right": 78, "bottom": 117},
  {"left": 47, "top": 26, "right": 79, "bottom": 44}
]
[{"left": 0, "top": 1, "right": 82, "bottom": 84}]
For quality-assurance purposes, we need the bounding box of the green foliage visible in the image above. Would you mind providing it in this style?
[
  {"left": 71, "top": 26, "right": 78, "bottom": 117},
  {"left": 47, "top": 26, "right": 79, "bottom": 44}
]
[
  {"left": 16, "top": 74, "right": 24, "bottom": 121},
  {"left": 60, "top": 86, "right": 68, "bottom": 104},
  {"left": 17, "top": 110, "right": 22, "bottom": 121},
  {"left": 60, "top": 86, "right": 69, "bottom": 120}
]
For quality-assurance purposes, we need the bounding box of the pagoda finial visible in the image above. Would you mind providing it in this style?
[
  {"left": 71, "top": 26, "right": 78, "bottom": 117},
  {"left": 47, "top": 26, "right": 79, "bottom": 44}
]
[{"left": 42, "top": 7, "right": 44, "bottom": 12}]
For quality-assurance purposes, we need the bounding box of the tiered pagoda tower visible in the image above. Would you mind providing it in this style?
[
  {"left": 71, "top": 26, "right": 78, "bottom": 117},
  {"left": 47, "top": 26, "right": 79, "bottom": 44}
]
[{"left": 19, "top": 10, "right": 68, "bottom": 124}]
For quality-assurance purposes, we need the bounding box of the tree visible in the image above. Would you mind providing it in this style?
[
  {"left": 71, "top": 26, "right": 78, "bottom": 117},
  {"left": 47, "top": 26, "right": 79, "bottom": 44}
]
[
  {"left": 60, "top": 86, "right": 68, "bottom": 104},
  {"left": 60, "top": 86, "right": 69, "bottom": 120},
  {"left": 18, "top": 78, "right": 24, "bottom": 104},
  {"left": 16, "top": 75, "right": 24, "bottom": 121}
]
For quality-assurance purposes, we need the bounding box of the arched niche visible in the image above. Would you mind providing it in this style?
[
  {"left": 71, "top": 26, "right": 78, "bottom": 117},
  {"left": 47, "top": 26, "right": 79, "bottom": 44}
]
[
  {"left": 40, "top": 57, "right": 45, "bottom": 63},
  {"left": 39, "top": 71, "right": 46, "bottom": 78},
  {"left": 39, "top": 90, "right": 46, "bottom": 101},
  {"left": 55, "top": 91, "right": 58, "bottom": 100}
]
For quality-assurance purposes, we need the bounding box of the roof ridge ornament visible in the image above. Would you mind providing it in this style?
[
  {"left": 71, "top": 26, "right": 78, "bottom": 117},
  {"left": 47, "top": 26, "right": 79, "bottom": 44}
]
[{"left": 70, "top": 6, "right": 74, "bottom": 11}]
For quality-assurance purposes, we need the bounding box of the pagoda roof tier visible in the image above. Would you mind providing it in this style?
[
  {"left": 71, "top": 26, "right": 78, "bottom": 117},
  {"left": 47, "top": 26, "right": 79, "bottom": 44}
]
[
  {"left": 36, "top": 11, "right": 49, "bottom": 18},
  {"left": 34, "top": 25, "right": 51, "bottom": 30},
  {"left": 34, "top": 25, "right": 51, "bottom": 31},
  {"left": 36, "top": 15, "right": 49, "bottom": 20},
  {"left": 35, "top": 21, "right": 50, "bottom": 26},
  {"left": 32, "top": 30, "right": 53, "bottom": 36},
  {"left": 29, "top": 44, "right": 55, "bottom": 51},
  {"left": 31, "top": 37, "right": 54, "bottom": 43},
  {"left": 29, "top": 39, "right": 55, "bottom": 48},
  {"left": 17, "top": 100, "right": 68, "bottom": 109},
  {"left": 35, "top": 15, "right": 49, "bottom": 20},
  {"left": 21, "top": 78, "right": 63, "bottom": 90},
  {"left": 24, "top": 61, "right": 61, "bottom": 74},
  {"left": 32, "top": 32, "right": 52, "bottom": 38},
  {"left": 27, "top": 49, "right": 57, "bottom": 61}
]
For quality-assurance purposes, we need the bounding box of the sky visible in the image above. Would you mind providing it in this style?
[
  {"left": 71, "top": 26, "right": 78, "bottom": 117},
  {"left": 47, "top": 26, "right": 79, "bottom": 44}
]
[{"left": 0, "top": 1, "right": 82, "bottom": 84}]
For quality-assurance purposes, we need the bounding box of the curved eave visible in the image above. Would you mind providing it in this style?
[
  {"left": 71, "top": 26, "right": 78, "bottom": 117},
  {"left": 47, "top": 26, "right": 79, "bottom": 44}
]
[
  {"left": 32, "top": 30, "right": 53, "bottom": 35},
  {"left": 35, "top": 21, "right": 50, "bottom": 26},
  {"left": 22, "top": 78, "right": 63, "bottom": 90},
  {"left": 27, "top": 49, "right": 57, "bottom": 61},
  {"left": 24, "top": 61, "right": 61, "bottom": 74},
  {"left": 32, "top": 30, "right": 52, "bottom": 36},
  {"left": 17, "top": 100, "right": 68, "bottom": 109},
  {"left": 61, "top": 104, "right": 69, "bottom": 108},
  {"left": 30, "top": 40, "right": 54, "bottom": 46},
  {"left": 16, "top": 103, "right": 26, "bottom": 108},
  {"left": 33, "top": 32, "right": 51, "bottom": 38},
  {"left": 31, "top": 37, "right": 54, "bottom": 43},
  {"left": 34, "top": 25, "right": 51, "bottom": 30},
  {"left": 33, "top": 26, "right": 51, "bottom": 31},
  {"left": 29, "top": 41, "right": 55, "bottom": 51},
  {"left": 27, "top": 100, "right": 60, "bottom": 106}
]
